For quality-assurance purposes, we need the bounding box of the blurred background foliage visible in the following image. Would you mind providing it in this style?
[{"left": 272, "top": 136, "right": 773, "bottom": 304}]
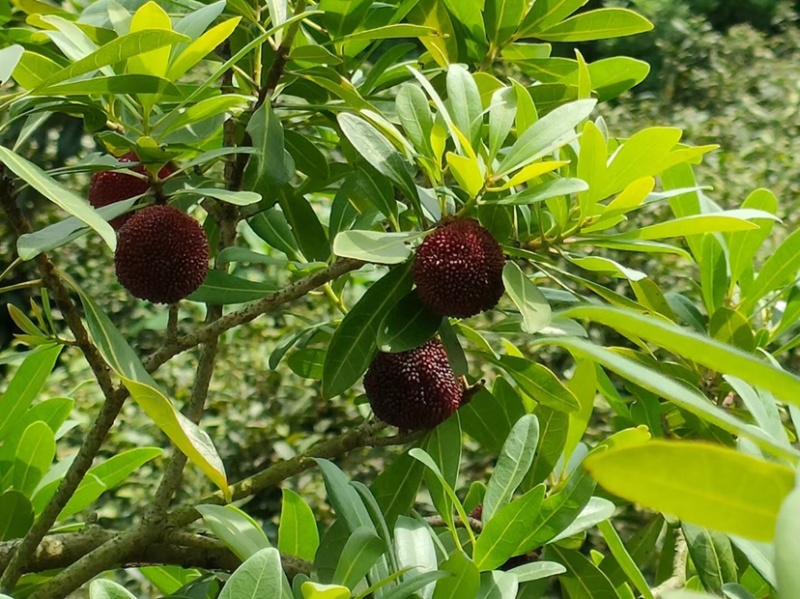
[{"left": 2, "top": 0, "right": 800, "bottom": 592}]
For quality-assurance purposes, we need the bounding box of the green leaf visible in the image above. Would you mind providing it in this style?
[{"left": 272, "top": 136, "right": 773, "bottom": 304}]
[
  {"left": 527, "top": 405, "right": 569, "bottom": 487},
  {"left": 558, "top": 305, "right": 800, "bottom": 410},
  {"left": 536, "top": 8, "right": 653, "bottom": 42},
  {"left": 484, "top": 0, "right": 526, "bottom": 46},
  {"left": 502, "top": 262, "right": 552, "bottom": 334},
  {"left": 377, "top": 291, "right": 442, "bottom": 353},
  {"left": 188, "top": 270, "right": 279, "bottom": 305},
  {"left": 547, "top": 545, "right": 619, "bottom": 598},
  {"left": 314, "top": 459, "right": 373, "bottom": 533},
  {"left": 432, "top": 551, "right": 480, "bottom": 599},
  {"left": 301, "top": 582, "right": 350, "bottom": 599},
  {"left": 0, "top": 490, "right": 34, "bottom": 540},
  {"left": 219, "top": 548, "right": 285, "bottom": 599},
  {"left": 333, "top": 230, "right": 420, "bottom": 265},
  {"left": 518, "top": 0, "right": 588, "bottom": 35},
  {"left": 322, "top": 262, "right": 413, "bottom": 399},
  {"left": 279, "top": 488, "right": 320, "bottom": 562},
  {"left": 339, "top": 23, "right": 436, "bottom": 42},
  {"left": 338, "top": 113, "right": 420, "bottom": 214},
  {"left": 17, "top": 196, "right": 141, "bottom": 260},
  {"left": 120, "top": 376, "right": 230, "bottom": 501},
  {"left": 488, "top": 87, "right": 517, "bottom": 162},
  {"left": 682, "top": 523, "right": 737, "bottom": 593},
  {"left": 586, "top": 56, "right": 650, "bottom": 101},
  {"left": 460, "top": 384, "right": 526, "bottom": 454},
  {"left": 537, "top": 336, "right": 798, "bottom": 460},
  {"left": 0, "top": 344, "right": 61, "bottom": 438},
  {"left": 89, "top": 447, "right": 163, "bottom": 489},
  {"left": 740, "top": 227, "right": 800, "bottom": 313},
  {"left": 397, "top": 83, "right": 435, "bottom": 158},
  {"left": 584, "top": 440, "right": 795, "bottom": 541},
  {"left": 332, "top": 527, "right": 385, "bottom": 589},
  {"left": 197, "top": 504, "right": 271, "bottom": 561},
  {"left": 0, "top": 146, "right": 116, "bottom": 253},
  {"left": 12, "top": 421, "right": 55, "bottom": 496},
  {"left": 516, "top": 466, "right": 595, "bottom": 553},
  {"left": 507, "top": 561, "right": 566, "bottom": 582},
  {"left": 58, "top": 473, "right": 106, "bottom": 520},
  {"left": 596, "top": 520, "right": 655, "bottom": 599},
  {"left": 0, "top": 45, "right": 24, "bottom": 84},
  {"left": 615, "top": 210, "right": 775, "bottom": 241},
  {"left": 477, "top": 570, "right": 518, "bottom": 599},
  {"left": 33, "top": 74, "right": 179, "bottom": 96},
  {"left": 446, "top": 64, "right": 483, "bottom": 149},
  {"left": 11, "top": 51, "right": 61, "bottom": 89},
  {"left": 382, "top": 571, "right": 452, "bottom": 599},
  {"left": 775, "top": 479, "right": 800, "bottom": 598},
  {"left": 496, "top": 99, "right": 596, "bottom": 176},
  {"left": 166, "top": 17, "right": 240, "bottom": 81},
  {"left": 483, "top": 414, "right": 540, "bottom": 522},
  {"left": 89, "top": 580, "right": 137, "bottom": 599},
  {"left": 699, "top": 234, "right": 727, "bottom": 315},
  {"left": 424, "top": 415, "right": 463, "bottom": 536},
  {"left": 173, "top": 187, "right": 261, "bottom": 206},
  {"left": 394, "top": 515, "right": 437, "bottom": 594},
  {"left": 724, "top": 189, "right": 777, "bottom": 293},
  {"left": 371, "top": 452, "right": 425, "bottom": 528},
  {"left": 494, "top": 355, "right": 580, "bottom": 413},
  {"left": 494, "top": 178, "right": 588, "bottom": 206},
  {"left": 473, "top": 485, "right": 546, "bottom": 570},
  {"left": 242, "top": 102, "right": 292, "bottom": 196},
  {"left": 35, "top": 29, "right": 189, "bottom": 90},
  {"left": 407, "top": 0, "right": 458, "bottom": 67}
]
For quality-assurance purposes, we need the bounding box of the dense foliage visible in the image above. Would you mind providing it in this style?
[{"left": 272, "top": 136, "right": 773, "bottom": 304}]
[{"left": 0, "top": 1, "right": 799, "bottom": 599}]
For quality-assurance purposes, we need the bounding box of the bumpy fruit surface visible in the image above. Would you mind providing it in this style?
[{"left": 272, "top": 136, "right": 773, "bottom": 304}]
[
  {"left": 89, "top": 152, "right": 175, "bottom": 229},
  {"left": 413, "top": 218, "right": 505, "bottom": 318},
  {"left": 363, "top": 339, "right": 463, "bottom": 430},
  {"left": 115, "top": 205, "right": 209, "bottom": 304}
]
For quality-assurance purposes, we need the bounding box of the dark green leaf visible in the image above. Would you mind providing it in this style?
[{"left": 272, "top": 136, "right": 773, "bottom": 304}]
[{"left": 377, "top": 291, "right": 442, "bottom": 352}]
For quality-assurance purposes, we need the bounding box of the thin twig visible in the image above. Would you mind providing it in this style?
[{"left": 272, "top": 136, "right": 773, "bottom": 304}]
[{"left": 651, "top": 528, "right": 687, "bottom": 598}]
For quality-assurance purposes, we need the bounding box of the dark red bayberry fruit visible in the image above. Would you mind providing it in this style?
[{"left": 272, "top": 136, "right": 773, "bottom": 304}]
[
  {"left": 89, "top": 152, "right": 175, "bottom": 230},
  {"left": 114, "top": 205, "right": 209, "bottom": 304},
  {"left": 413, "top": 218, "right": 505, "bottom": 318},
  {"left": 363, "top": 339, "right": 464, "bottom": 430}
]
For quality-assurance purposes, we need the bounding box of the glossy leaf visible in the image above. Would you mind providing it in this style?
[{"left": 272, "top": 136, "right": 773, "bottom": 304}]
[
  {"left": 395, "top": 516, "right": 437, "bottom": 599},
  {"left": 682, "top": 523, "right": 737, "bottom": 592},
  {"left": 584, "top": 441, "right": 795, "bottom": 541},
  {"left": 12, "top": 421, "right": 55, "bottom": 495},
  {"left": 536, "top": 8, "right": 653, "bottom": 42},
  {"left": 0, "top": 344, "right": 61, "bottom": 438},
  {"left": 741, "top": 227, "right": 800, "bottom": 313},
  {"left": 188, "top": 270, "right": 279, "bottom": 305},
  {"left": 0, "top": 490, "right": 34, "bottom": 540},
  {"left": 432, "top": 551, "right": 480, "bottom": 599},
  {"left": 197, "top": 504, "right": 271, "bottom": 561},
  {"left": 377, "top": 291, "right": 442, "bottom": 353},
  {"left": 89, "top": 580, "right": 137, "bottom": 599},
  {"left": 495, "top": 355, "right": 580, "bottom": 412},
  {"left": 333, "top": 230, "right": 420, "bottom": 265},
  {"left": 502, "top": 262, "right": 552, "bottom": 334},
  {"left": 548, "top": 545, "right": 619, "bottom": 598},
  {"left": 279, "top": 488, "right": 320, "bottom": 562},
  {"left": 483, "top": 414, "right": 540, "bottom": 522},
  {"left": 332, "top": 527, "right": 384, "bottom": 589},
  {"left": 0, "top": 146, "right": 116, "bottom": 253},
  {"left": 322, "top": 262, "right": 413, "bottom": 398},
  {"left": 219, "top": 548, "right": 284, "bottom": 599},
  {"left": 371, "top": 452, "right": 425, "bottom": 528}
]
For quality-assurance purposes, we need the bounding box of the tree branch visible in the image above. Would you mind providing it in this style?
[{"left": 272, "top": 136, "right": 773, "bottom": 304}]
[
  {"left": 652, "top": 528, "right": 687, "bottom": 598},
  {"left": 0, "top": 168, "right": 129, "bottom": 592},
  {"left": 144, "top": 258, "right": 364, "bottom": 372}
]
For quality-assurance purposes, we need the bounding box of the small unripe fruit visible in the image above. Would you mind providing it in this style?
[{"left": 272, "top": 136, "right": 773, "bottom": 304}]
[
  {"left": 413, "top": 218, "right": 505, "bottom": 318},
  {"left": 114, "top": 205, "right": 209, "bottom": 304},
  {"left": 363, "top": 339, "right": 463, "bottom": 430},
  {"left": 89, "top": 152, "right": 175, "bottom": 230}
]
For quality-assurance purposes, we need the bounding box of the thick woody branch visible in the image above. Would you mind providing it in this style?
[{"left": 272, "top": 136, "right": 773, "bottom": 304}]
[
  {"left": 24, "top": 422, "right": 417, "bottom": 598},
  {"left": 0, "top": 529, "right": 311, "bottom": 579},
  {"left": 0, "top": 169, "right": 128, "bottom": 592},
  {"left": 144, "top": 258, "right": 364, "bottom": 372}
]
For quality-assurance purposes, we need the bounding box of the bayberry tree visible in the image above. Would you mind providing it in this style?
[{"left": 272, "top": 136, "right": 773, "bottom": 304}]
[{"left": 0, "top": 1, "right": 799, "bottom": 598}]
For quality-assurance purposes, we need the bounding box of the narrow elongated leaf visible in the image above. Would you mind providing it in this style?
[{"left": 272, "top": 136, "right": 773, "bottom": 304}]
[
  {"left": 584, "top": 441, "right": 795, "bottom": 541},
  {"left": 536, "top": 8, "right": 653, "bottom": 42},
  {"left": 473, "top": 485, "right": 546, "bottom": 570},
  {"left": 322, "top": 262, "right": 413, "bottom": 398},
  {"left": 395, "top": 516, "right": 437, "bottom": 599},
  {"left": 382, "top": 571, "right": 451, "bottom": 599},
  {"left": 507, "top": 561, "right": 566, "bottom": 582},
  {"left": 483, "top": 414, "right": 540, "bottom": 522},
  {"left": 35, "top": 29, "right": 188, "bottom": 89},
  {"left": 495, "top": 355, "right": 580, "bottom": 412},
  {"left": 188, "top": 270, "right": 279, "bottom": 305},
  {"left": 0, "top": 491, "right": 34, "bottom": 541},
  {"left": 446, "top": 64, "right": 482, "bottom": 148},
  {"left": 775, "top": 480, "right": 800, "bottom": 597},
  {"left": 724, "top": 189, "right": 777, "bottom": 292},
  {"left": 616, "top": 211, "right": 775, "bottom": 241},
  {"left": 596, "top": 520, "right": 655, "bottom": 599},
  {"left": 89, "top": 580, "right": 137, "bottom": 599},
  {"left": 741, "top": 227, "right": 800, "bottom": 313},
  {"left": 333, "top": 230, "right": 420, "bottom": 265},
  {"left": 372, "top": 453, "right": 425, "bottom": 528},
  {"left": 0, "top": 344, "right": 61, "bottom": 438},
  {"left": 0, "top": 45, "right": 25, "bottom": 84},
  {"left": 502, "top": 262, "right": 552, "bottom": 333},
  {"left": 332, "top": 527, "right": 384, "bottom": 589},
  {"left": 12, "top": 421, "right": 55, "bottom": 495},
  {"left": 279, "top": 488, "right": 320, "bottom": 562},
  {"left": 243, "top": 102, "right": 292, "bottom": 194},
  {"left": 460, "top": 385, "right": 526, "bottom": 454},
  {"left": 89, "top": 448, "right": 162, "bottom": 489},
  {"left": 682, "top": 523, "right": 737, "bottom": 592},
  {"left": 496, "top": 99, "right": 596, "bottom": 175},
  {"left": 559, "top": 305, "right": 800, "bottom": 409},
  {"left": 121, "top": 377, "right": 230, "bottom": 500},
  {"left": 548, "top": 546, "right": 619, "bottom": 598},
  {"left": 167, "top": 17, "right": 240, "bottom": 81},
  {"left": 0, "top": 146, "right": 116, "bottom": 252},
  {"left": 377, "top": 291, "right": 442, "bottom": 353}
]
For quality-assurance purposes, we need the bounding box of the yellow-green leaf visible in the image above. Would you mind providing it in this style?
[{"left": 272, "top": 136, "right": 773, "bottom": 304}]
[
  {"left": 127, "top": 1, "right": 172, "bottom": 78},
  {"left": 584, "top": 440, "right": 795, "bottom": 541},
  {"left": 495, "top": 160, "right": 567, "bottom": 190},
  {"left": 119, "top": 376, "right": 231, "bottom": 501},
  {"left": 167, "top": 17, "right": 241, "bottom": 81},
  {"left": 446, "top": 152, "right": 483, "bottom": 197}
]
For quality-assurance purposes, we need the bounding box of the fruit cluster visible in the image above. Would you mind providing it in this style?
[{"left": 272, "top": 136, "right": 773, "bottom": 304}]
[
  {"left": 89, "top": 153, "right": 209, "bottom": 304},
  {"left": 364, "top": 219, "right": 506, "bottom": 431}
]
